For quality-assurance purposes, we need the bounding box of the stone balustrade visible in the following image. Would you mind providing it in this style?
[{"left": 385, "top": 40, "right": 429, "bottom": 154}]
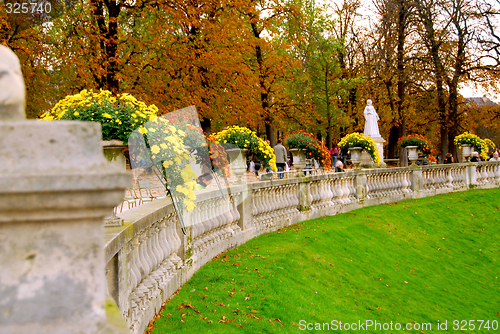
[
  {"left": 421, "top": 163, "right": 468, "bottom": 193},
  {"left": 105, "top": 162, "right": 500, "bottom": 333}
]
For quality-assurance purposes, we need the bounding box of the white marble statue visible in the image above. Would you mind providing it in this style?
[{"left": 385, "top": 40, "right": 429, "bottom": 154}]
[
  {"left": 363, "top": 99, "right": 380, "bottom": 137},
  {"left": 0, "top": 45, "right": 26, "bottom": 120}
]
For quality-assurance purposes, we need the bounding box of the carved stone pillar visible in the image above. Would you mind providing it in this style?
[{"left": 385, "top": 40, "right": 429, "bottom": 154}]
[
  {"left": 0, "top": 45, "right": 130, "bottom": 334},
  {"left": 237, "top": 184, "right": 253, "bottom": 230},
  {"left": 298, "top": 178, "right": 311, "bottom": 211},
  {"left": 410, "top": 166, "right": 423, "bottom": 193},
  {"left": 355, "top": 171, "right": 367, "bottom": 201}
]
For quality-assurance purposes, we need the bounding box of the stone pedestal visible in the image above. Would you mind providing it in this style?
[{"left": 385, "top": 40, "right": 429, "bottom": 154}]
[{"left": 0, "top": 121, "right": 130, "bottom": 334}]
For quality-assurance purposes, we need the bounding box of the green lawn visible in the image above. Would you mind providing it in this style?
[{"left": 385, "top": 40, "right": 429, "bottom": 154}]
[{"left": 149, "top": 188, "right": 500, "bottom": 333}]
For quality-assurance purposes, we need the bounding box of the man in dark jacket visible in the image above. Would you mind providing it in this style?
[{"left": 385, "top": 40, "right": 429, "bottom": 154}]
[{"left": 273, "top": 140, "right": 287, "bottom": 179}]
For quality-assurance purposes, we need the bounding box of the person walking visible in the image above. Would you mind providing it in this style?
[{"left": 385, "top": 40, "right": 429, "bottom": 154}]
[
  {"left": 330, "top": 146, "right": 339, "bottom": 168},
  {"left": 340, "top": 147, "right": 348, "bottom": 165},
  {"left": 273, "top": 140, "right": 287, "bottom": 179}
]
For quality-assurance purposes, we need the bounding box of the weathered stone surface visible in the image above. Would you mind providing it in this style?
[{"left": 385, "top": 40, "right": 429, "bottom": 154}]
[
  {"left": 0, "top": 121, "right": 130, "bottom": 333},
  {"left": 0, "top": 47, "right": 130, "bottom": 332}
]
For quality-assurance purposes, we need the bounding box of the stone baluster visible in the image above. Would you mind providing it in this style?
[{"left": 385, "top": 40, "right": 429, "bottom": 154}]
[
  {"left": 403, "top": 171, "right": 411, "bottom": 194},
  {"left": 440, "top": 169, "right": 447, "bottom": 188},
  {"left": 334, "top": 178, "right": 344, "bottom": 203},
  {"left": 253, "top": 189, "right": 262, "bottom": 220},
  {"left": 488, "top": 164, "right": 494, "bottom": 183},
  {"left": 433, "top": 169, "right": 440, "bottom": 188},
  {"left": 427, "top": 169, "right": 433, "bottom": 189},
  {"left": 231, "top": 194, "right": 241, "bottom": 232},
  {"left": 252, "top": 188, "right": 258, "bottom": 216},
  {"left": 376, "top": 174, "right": 383, "bottom": 197},
  {"left": 350, "top": 177, "right": 357, "bottom": 201},
  {"left": 271, "top": 187, "right": 279, "bottom": 215},
  {"left": 136, "top": 233, "right": 153, "bottom": 300},
  {"left": 222, "top": 196, "right": 234, "bottom": 236},
  {"left": 168, "top": 219, "right": 182, "bottom": 268},
  {"left": 394, "top": 172, "right": 401, "bottom": 195},
  {"left": 211, "top": 198, "right": 223, "bottom": 241},
  {"left": 309, "top": 182, "right": 316, "bottom": 208},
  {"left": 382, "top": 173, "right": 388, "bottom": 196},
  {"left": 389, "top": 173, "right": 396, "bottom": 195},
  {"left": 450, "top": 167, "right": 457, "bottom": 187},
  {"left": 457, "top": 166, "right": 464, "bottom": 186},
  {"left": 375, "top": 174, "right": 381, "bottom": 197},
  {"left": 200, "top": 201, "right": 211, "bottom": 248},
  {"left": 151, "top": 225, "right": 164, "bottom": 274},
  {"left": 278, "top": 186, "right": 286, "bottom": 214},
  {"left": 421, "top": 170, "right": 427, "bottom": 189},
  {"left": 149, "top": 225, "right": 160, "bottom": 270},
  {"left": 285, "top": 185, "right": 293, "bottom": 213},
  {"left": 365, "top": 175, "right": 372, "bottom": 199},
  {"left": 396, "top": 172, "right": 404, "bottom": 194},
  {"left": 484, "top": 165, "right": 491, "bottom": 184},
  {"left": 144, "top": 231, "right": 160, "bottom": 290},
  {"left": 265, "top": 188, "right": 273, "bottom": 220},
  {"left": 383, "top": 173, "right": 389, "bottom": 196},
  {"left": 158, "top": 219, "right": 174, "bottom": 278},
  {"left": 128, "top": 236, "right": 143, "bottom": 317},
  {"left": 342, "top": 178, "right": 351, "bottom": 203}
]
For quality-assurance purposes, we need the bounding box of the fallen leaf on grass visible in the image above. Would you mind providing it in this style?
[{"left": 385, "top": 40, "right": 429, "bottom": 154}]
[
  {"left": 178, "top": 302, "right": 195, "bottom": 311},
  {"left": 247, "top": 313, "right": 262, "bottom": 320}
]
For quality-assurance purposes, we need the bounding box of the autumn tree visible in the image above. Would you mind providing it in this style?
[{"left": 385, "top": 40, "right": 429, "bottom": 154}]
[
  {"left": 413, "top": 0, "right": 493, "bottom": 159},
  {"left": 369, "top": 0, "right": 416, "bottom": 164},
  {"left": 278, "top": 0, "right": 361, "bottom": 148}
]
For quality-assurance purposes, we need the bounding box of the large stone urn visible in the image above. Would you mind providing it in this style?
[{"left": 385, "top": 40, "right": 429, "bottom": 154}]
[
  {"left": 226, "top": 148, "right": 247, "bottom": 184},
  {"left": 102, "top": 140, "right": 127, "bottom": 226},
  {"left": 349, "top": 147, "right": 363, "bottom": 169},
  {"left": 102, "top": 139, "right": 127, "bottom": 169},
  {"left": 406, "top": 146, "right": 419, "bottom": 166},
  {"left": 461, "top": 144, "right": 472, "bottom": 162},
  {"left": 289, "top": 148, "right": 306, "bottom": 175}
]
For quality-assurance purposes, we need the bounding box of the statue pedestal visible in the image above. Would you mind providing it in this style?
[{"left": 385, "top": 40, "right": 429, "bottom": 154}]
[{"left": 361, "top": 135, "right": 386, "bottom": 168}]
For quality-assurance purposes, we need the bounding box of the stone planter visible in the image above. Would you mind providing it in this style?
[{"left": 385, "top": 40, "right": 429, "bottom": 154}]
[
  {"left": 102, "top": 140, "right": 126, "bottom": 227},
  {"left": 348, "top": 147, "right": 363, "bottom": 169},
  {"left": 102, "top": 139, "right": 127, "bottom": 170},
  {"left": 461, "top": 144, "right": 472, "bottom": 162},
  {"left": 226, "top": 148, "right": 247, "bottom": 184},
  {"left": 406, "top": 146, "right": 419, "bottom": 166},
  {"left": 289, "top": 148, "right": 306, "bottom": 174}
]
